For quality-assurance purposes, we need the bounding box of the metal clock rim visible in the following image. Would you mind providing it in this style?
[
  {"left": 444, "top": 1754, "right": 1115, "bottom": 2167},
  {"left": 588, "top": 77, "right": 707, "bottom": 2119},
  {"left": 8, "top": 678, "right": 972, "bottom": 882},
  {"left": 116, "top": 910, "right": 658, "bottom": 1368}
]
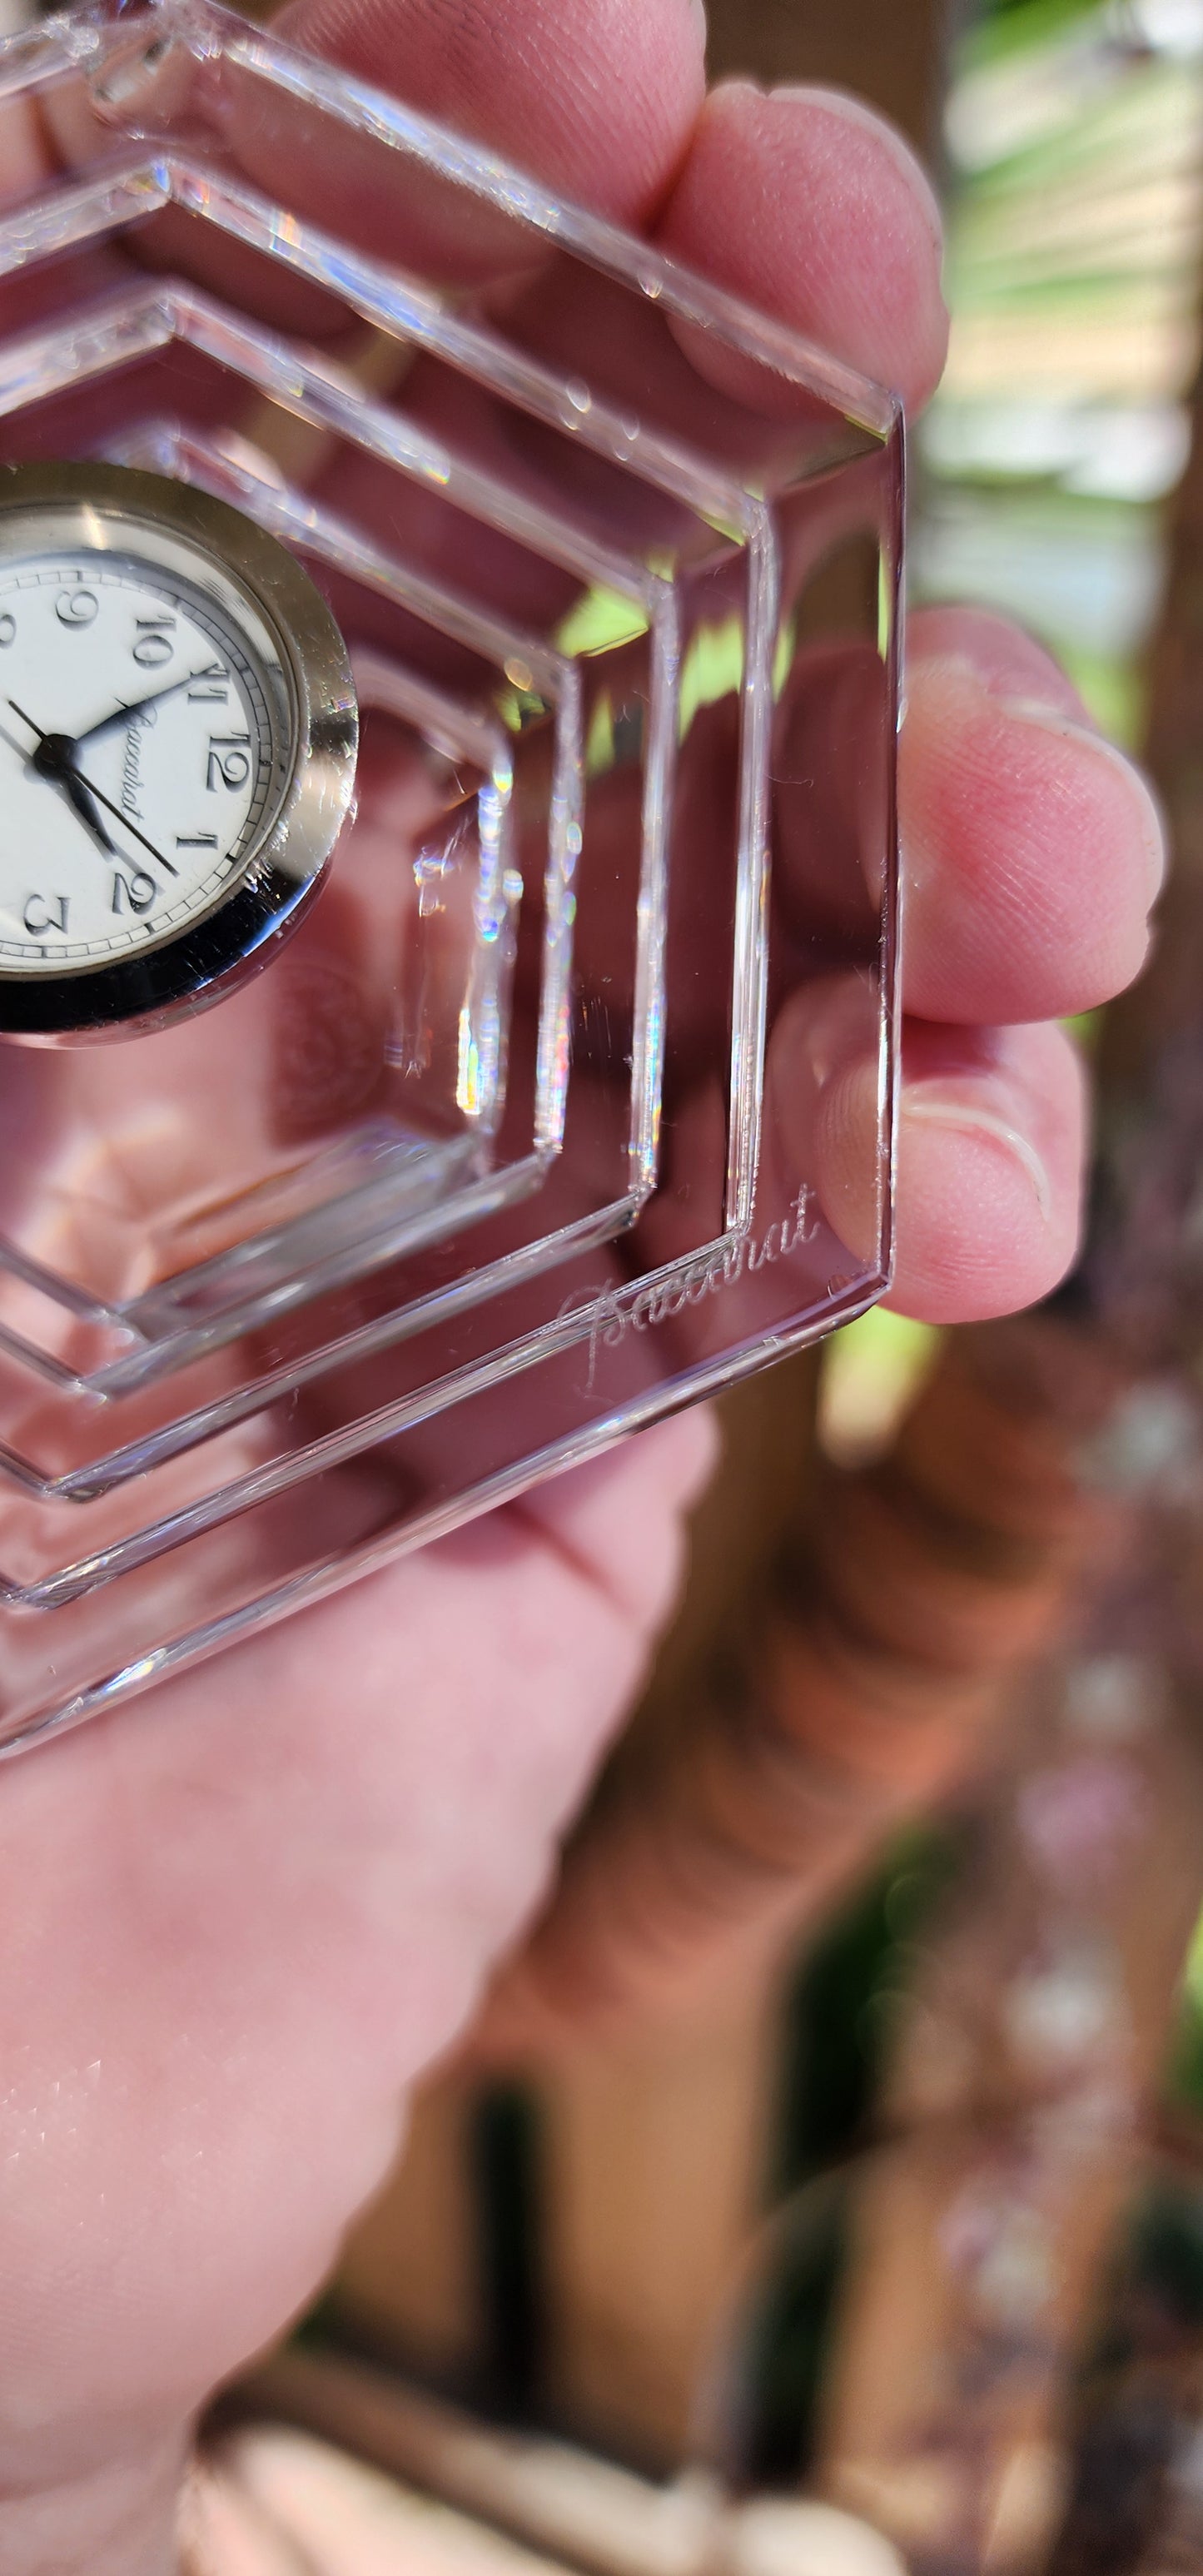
[{"left": 0, "top": 460, "right": 358, "bottom": 1039}]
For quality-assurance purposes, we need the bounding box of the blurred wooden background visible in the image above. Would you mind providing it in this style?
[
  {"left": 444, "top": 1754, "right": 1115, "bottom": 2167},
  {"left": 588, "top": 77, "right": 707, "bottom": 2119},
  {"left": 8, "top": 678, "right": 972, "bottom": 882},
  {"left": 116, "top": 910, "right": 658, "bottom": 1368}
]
[{"left": 226, "top": 6, "right": 1203, "bottom": 2572}]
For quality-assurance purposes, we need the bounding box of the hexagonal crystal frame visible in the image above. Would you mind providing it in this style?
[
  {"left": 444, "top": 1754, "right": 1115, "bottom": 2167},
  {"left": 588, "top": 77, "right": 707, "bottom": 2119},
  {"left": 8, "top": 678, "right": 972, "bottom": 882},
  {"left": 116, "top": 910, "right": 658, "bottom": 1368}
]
[{"left": 0, "top": 0, "right": 902, "bottom": 1755}]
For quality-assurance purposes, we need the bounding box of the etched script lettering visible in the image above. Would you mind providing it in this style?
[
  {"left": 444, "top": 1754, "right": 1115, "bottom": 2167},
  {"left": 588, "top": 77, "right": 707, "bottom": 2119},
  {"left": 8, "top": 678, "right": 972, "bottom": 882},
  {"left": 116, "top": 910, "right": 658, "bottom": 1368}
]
[{"left": 564, "top": 1189, "right": 819, "bottom": 1390}]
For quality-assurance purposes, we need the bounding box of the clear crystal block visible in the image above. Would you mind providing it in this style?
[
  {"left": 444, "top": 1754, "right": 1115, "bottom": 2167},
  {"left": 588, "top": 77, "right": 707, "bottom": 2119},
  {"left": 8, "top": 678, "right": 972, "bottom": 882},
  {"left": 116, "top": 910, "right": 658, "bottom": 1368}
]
[{"left": 0, "top": 0, "right": 902, "bottom": 1753}]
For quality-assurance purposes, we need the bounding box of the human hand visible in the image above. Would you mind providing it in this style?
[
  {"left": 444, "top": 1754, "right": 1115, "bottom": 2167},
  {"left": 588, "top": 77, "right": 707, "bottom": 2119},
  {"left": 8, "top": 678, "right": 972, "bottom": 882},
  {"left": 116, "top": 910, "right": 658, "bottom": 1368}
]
[{"left": 0, "top": 4, "right": 1165, "bottom": 2570}]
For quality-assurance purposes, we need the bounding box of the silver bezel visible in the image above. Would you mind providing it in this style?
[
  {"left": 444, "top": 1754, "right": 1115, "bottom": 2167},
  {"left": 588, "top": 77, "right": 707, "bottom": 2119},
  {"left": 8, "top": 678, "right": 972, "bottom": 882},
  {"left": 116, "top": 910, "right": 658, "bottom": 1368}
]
[{"left": 0, "top": 460, "right": 358, "bottom": 1039}]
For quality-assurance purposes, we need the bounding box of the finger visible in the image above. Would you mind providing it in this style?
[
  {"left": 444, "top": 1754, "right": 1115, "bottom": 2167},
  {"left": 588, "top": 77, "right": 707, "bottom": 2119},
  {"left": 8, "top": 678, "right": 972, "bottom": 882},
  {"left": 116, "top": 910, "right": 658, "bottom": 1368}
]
[
  {"left": 0, "top": 87, "right": 52, "bottom": 206},
  {"left": 656, "top": 82, "right": 948, "bottom": 417},
  {"left": 32, "top": 0, "right": 706, "bottom": 319},
  {"left": 803, "top": 1008, "right": 1088, "bottom": 1324},
  {"left": 512, "top": 1409, "right": 720, "bottom": 1632},
  {"left": 269, "top": 0, "right": 707, "bottom": 267},
  {"left": 900, "top": 607, "right": 1166, "bottom": 1027},
  {"left": 0, "top": 82, "right": 132, "bottom": 346}
]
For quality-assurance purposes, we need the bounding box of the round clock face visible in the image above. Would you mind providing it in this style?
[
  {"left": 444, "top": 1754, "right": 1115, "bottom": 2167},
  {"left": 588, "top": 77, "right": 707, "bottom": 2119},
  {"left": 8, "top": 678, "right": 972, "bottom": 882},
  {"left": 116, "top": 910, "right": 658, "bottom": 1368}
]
[
  {"left": 0, "top": 538, "right": 293, "bottom": 972},
  {"left": 0, "top": 463, "right": 357, "bottom": 1039}
]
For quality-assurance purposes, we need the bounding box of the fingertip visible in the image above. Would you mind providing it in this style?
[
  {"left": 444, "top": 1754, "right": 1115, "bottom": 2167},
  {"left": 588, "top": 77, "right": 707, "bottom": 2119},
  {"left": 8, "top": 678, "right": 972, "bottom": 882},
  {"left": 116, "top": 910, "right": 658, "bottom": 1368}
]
[
  {"left": 996, "top": 705, "right": 1167, "bottom": 912},
  {"left": 657, "top": 79, "right": 949, "bottom": 414},
  {"left": 907, "top": 604, "right": 1093, "bottom": 727},
  {"left": 276, "top": 0, "right": 708, "bottom": 231},
  {"left": 775, "top": 82, "right": 945, "bottom": 269},
  {"left": 813, "top": 1022, "right": 1088, "bottom": 1325},
  {"left": 892, "top": 1025, "right": 1088, "bottom": 1322},
  {"left": 901, "top": 655, "right": 1166, "bottom": 1025}
]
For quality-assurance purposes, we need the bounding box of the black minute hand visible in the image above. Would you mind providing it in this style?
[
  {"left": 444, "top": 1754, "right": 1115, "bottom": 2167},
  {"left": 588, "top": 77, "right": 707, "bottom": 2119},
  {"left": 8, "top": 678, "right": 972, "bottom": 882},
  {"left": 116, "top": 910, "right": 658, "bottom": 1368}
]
[
  {"left": 60, "top": 763, "right": 176, "bottom": 878},
  {"left": 73, "top": 666, "right": 224, "bottom": 748},
  {"left": 59, "top": 765, "right": 120, "bottom": 857}
]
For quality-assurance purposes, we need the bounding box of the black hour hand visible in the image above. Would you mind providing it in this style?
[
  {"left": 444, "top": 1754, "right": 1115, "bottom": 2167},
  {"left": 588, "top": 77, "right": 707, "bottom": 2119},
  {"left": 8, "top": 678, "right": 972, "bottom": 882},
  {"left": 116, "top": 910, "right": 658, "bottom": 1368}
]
[
  {"left": 57, "top": 763, "right": 119, "bottom": 857},
  {"left": 7, "top": 708, "right": 121, "bottom": 860}
]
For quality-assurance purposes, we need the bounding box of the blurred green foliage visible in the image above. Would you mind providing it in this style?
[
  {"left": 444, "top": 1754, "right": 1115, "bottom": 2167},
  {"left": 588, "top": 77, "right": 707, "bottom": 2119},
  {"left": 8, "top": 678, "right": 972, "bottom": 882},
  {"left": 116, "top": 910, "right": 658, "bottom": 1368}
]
[
  {"left": 1164, "top": 1912, "right": 1203, "bottom": 2115},
  {"left": 974, "top": 0, "right": 1129, "bottom": 54}
]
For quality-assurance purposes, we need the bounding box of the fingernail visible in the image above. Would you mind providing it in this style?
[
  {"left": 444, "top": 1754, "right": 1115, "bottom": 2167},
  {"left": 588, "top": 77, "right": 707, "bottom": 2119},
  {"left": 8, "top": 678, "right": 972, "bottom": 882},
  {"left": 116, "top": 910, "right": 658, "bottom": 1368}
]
[
  {"left": 689, "top": 0, "right": 708, "bottom": 46},
  {"left": 997, "top": 696, "right": 1168, "bottom": 904},
  {"left": 903, "top": 1087, "right": 1053, "bottom": 1220},
  {"left": 908, "top": 638, "right": 1088, "bottom": 729}
]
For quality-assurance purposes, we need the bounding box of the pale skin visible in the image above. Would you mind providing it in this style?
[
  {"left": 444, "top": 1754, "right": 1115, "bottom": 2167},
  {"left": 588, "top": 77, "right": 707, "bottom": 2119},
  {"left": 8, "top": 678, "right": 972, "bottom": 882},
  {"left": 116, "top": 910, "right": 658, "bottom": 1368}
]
[{"left": 0, "top": 2, "right": 1169, "bottom": 2568}]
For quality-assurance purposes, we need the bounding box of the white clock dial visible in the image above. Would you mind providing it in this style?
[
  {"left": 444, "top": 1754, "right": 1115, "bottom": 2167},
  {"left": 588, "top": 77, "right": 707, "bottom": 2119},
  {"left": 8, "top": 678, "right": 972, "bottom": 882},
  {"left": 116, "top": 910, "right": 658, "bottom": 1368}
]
[
  {"left": 0, "top": 461, "right": 356, "bottom": 1039},
  {"left": 0, "top": 531, "right": 296, "bottom": 973}
]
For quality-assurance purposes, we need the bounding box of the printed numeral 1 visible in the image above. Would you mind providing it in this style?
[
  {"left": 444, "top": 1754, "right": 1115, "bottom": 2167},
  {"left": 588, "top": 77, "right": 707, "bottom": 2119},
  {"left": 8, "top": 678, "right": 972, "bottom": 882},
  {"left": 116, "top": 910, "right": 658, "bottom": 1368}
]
[{"left": 188, "top": 666, "right": 229, "bottom": 704}]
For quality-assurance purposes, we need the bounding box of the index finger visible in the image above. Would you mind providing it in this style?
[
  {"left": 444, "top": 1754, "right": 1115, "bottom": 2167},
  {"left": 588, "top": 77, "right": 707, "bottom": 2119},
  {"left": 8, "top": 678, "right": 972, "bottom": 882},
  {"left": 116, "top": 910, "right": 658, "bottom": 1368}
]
[{"left": 259, "top": 0, "right": 708, "bottom": 277}]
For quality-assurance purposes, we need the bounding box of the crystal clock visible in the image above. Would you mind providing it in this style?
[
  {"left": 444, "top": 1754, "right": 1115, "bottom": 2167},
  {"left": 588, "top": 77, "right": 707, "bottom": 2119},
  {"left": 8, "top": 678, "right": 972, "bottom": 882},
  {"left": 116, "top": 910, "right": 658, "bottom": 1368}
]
[
  {"left": 0, "top": 0, "right": 902, "bottom": 1757},
  {"left": 0, "top": 460, "right": 357, "bottom": 1037}
]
